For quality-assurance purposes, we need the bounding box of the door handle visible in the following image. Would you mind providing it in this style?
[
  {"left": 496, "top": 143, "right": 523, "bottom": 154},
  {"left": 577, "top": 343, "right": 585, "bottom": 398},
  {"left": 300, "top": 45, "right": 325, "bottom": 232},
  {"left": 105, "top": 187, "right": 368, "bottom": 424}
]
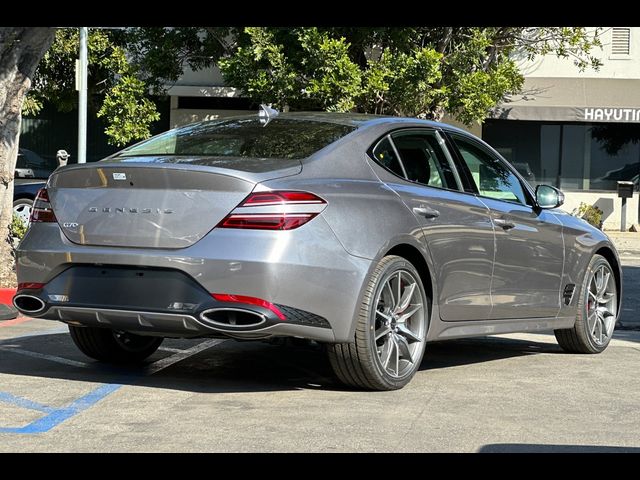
[
  {"left": 493, "top": 218, "right": 515, "bottom": 230},
  {"left": 413, "top": 206, "right": 440, "bottom": 219}
]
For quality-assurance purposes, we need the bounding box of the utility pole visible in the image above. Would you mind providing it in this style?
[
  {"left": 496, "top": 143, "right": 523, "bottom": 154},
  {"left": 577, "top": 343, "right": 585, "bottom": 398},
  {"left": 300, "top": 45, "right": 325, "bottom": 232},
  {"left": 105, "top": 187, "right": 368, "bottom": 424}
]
[{"left": 77, "top": 27, "right": 88, "bottom": 164}]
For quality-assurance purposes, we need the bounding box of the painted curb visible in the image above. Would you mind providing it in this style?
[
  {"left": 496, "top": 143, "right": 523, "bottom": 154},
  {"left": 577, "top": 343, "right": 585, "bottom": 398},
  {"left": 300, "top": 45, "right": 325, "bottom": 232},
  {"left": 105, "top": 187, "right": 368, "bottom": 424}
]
[{"left": 0, "top": 288, "right": 16, "bottom": 306}]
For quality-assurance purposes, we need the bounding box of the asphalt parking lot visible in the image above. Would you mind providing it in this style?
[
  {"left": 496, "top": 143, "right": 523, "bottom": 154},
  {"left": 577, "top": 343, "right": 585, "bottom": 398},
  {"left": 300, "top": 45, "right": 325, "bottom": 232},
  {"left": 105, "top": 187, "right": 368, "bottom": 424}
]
[{"left": 1, "top": 263, "right": 640, "bottom": 452}]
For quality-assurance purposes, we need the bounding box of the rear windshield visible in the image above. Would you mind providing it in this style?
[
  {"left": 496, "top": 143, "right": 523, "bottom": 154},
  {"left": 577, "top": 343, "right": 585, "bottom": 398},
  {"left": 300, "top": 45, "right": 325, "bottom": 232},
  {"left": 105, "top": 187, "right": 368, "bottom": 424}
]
[{"left": 113, "top": 118, "right": 355, "bottom": 160}]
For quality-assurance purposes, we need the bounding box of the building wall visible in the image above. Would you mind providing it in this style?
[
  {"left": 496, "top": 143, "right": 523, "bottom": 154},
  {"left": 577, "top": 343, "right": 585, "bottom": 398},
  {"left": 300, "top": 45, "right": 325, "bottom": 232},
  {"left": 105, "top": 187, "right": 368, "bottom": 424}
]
[
  {"left": 520, "top": 27, "right": 640, "bottom": 79},
  {"left": 562, "top": 191, "right": 638, "bottom": 231}
]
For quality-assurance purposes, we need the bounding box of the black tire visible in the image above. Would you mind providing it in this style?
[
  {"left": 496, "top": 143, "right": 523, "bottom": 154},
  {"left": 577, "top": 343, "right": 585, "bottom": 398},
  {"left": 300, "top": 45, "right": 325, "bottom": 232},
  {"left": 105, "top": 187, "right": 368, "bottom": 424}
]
[
  {"left": 327, "top": 255, "right": 430, "bottom": 391},
  {"left": 69, "top": 325, "right": 163, "bottom": 363},
  {"left": 555, "top": 254, "right": 617, "bottom": 354}
]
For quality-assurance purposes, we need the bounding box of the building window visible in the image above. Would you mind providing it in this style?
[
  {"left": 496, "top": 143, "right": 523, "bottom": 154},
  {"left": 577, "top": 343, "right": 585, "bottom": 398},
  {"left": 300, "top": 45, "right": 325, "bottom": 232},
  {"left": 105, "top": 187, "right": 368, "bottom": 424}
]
[
  {"left": 610, "top": 27, "right": 631, "bottom": 58},
  {"left": 482, "top": 120, "right": 640, "bottom": 193}
]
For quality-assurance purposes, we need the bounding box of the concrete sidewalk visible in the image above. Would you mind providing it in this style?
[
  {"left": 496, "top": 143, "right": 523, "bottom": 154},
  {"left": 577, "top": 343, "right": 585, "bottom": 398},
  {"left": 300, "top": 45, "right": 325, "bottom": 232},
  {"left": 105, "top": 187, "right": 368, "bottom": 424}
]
[{"left": 605, "top": 231, "right": 640, "bottom": 257}]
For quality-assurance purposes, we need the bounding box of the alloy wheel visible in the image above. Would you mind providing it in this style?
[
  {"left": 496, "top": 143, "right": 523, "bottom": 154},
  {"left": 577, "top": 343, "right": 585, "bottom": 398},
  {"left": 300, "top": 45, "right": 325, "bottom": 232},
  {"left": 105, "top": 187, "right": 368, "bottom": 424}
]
[
  {"left": 585, "top": 262, "right": 617, "bottom": 346},
  {"left": 373, "top": 269, "right": 426, "bottom": 378},
  {"left": 13, "top": 203, "right": 31, "bottom": 227}
]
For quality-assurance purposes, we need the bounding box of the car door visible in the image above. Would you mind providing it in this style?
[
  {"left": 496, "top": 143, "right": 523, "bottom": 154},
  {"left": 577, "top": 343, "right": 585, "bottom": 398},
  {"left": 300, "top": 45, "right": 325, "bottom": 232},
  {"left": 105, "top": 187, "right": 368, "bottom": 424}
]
[
  {"left": 369, "top": 128, "right": 495, "bottom": 321},
  {"left": 447, "top": 132, "right": 564, "bottom": 319}
]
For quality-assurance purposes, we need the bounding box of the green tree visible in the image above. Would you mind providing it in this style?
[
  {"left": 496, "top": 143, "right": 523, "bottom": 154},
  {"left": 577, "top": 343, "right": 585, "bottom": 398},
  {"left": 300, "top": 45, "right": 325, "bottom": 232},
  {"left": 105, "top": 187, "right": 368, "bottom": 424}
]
[
  {"left": 25, "top": 29, "right": 160, "bottom": 147},
  {"left": 217, "top": 27, "right": 602, "bottom": 123},
  {"left": 0, "top": 27, "right": 55, "bottom": 287}
]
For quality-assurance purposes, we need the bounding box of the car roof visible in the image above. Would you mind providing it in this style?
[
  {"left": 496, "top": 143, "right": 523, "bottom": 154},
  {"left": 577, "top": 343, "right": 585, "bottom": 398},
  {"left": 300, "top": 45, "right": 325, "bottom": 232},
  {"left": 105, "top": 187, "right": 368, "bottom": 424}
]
[{"left": 201, "top": 111, "right": 471, "bottom": 135}]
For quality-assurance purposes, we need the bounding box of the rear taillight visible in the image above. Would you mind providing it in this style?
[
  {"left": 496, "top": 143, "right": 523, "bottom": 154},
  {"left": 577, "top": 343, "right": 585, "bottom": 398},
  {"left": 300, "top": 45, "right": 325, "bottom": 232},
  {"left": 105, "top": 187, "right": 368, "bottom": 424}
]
[
  {"left": 218, "top": 190, "right": 326, "bottom": 231},
  {"left": 30, "top": 188, "right": 57, "bottom": 223}
]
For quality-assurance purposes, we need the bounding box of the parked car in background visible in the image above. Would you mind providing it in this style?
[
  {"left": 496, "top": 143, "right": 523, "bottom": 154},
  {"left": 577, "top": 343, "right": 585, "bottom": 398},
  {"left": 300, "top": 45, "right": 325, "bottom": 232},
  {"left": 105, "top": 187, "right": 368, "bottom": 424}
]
[
  {"left": 13, "top": 112, "right": 622, "bottom": 391},
  {"left": 13, "top": 179, "right": 46, "bottom": 227},
  {"left": 15, "top": 148, "right": 56, "bottom": 179}
]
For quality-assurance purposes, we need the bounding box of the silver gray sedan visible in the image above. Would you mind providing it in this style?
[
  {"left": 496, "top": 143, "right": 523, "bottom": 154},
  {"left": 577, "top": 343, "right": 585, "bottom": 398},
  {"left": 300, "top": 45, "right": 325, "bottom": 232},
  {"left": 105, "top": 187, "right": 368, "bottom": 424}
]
[{"left": 13, "top": 112, "right": 621, "bottom": 390}]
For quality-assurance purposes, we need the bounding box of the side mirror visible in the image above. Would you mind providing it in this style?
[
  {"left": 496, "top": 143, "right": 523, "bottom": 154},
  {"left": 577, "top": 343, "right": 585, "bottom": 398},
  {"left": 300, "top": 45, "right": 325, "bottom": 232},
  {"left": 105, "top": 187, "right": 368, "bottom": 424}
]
[{"left": 536, "top": 184, "right": 564, "bottom": 209}]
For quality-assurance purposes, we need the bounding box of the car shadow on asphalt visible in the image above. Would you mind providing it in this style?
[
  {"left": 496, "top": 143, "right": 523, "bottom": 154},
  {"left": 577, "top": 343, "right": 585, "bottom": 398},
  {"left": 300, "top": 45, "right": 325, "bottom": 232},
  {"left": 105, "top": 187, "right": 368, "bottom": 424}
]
[
  {"left": 0, "top": 331, "right": 560, "bottom": 393},
  {"left": 419, "top": 335, "right": 563, "bottom": 373}
]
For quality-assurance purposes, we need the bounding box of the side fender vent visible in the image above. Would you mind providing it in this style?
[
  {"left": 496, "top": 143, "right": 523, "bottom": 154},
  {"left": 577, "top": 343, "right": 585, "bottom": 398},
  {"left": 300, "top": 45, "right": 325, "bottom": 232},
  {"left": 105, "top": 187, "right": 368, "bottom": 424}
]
[{"left": 563, "top": 284, "right": 576, "bottom": 305}]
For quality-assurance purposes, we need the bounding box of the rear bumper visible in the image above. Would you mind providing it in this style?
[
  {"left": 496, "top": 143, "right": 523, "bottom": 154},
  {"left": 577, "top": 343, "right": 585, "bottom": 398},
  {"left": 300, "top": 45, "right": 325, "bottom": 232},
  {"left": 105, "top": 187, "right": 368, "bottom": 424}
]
[
  {"left": 13, "top": 265, "right": 334, "bottom": 341},
  {"left": 16, "top": 217, "right": 371, "bottom": 342}
]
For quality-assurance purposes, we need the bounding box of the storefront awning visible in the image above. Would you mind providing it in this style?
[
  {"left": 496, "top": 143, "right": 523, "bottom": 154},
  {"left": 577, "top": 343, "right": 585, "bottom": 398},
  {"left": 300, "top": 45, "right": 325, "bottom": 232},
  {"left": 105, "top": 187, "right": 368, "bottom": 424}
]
[{"left": 489, "top": 77, "right": 640, "bottom": 123}]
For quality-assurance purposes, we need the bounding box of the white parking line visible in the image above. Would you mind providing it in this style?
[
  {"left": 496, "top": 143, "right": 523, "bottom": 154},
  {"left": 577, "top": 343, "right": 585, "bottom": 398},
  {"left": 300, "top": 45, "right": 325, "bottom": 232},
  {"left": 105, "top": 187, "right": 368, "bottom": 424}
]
[
  {"left": 157, "top": 346, "right": 186, "bottom": 354},
  {"left": 145, "top": 339, "right": 226, "bottom": 375},
  {"left": 0, "top": 346, "right": 92, "bottom": 368}
]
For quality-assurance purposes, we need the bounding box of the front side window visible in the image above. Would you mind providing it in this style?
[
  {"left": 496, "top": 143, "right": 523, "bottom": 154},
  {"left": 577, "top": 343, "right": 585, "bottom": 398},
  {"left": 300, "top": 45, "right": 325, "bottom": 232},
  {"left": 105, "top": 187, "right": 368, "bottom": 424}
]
[
  {"left": 391, "top": 131, "right": 457, "bottom": 189},
  {"left": 452, "top": 135, "right": 529, "bottom": 205}
]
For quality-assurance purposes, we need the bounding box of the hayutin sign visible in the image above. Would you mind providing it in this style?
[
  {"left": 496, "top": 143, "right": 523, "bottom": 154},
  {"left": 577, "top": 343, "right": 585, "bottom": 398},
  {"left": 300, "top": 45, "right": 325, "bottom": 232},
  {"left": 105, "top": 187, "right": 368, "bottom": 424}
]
[{"left": 583, "top": 108, "right": 640, "bottom": 122}]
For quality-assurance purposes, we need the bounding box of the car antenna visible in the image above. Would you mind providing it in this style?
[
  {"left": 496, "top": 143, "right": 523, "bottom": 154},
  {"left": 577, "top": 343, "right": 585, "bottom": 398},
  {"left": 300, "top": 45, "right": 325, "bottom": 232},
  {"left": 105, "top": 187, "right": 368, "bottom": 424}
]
[{"left": 259, "top": 104, "right": 279, "bottom": 126}]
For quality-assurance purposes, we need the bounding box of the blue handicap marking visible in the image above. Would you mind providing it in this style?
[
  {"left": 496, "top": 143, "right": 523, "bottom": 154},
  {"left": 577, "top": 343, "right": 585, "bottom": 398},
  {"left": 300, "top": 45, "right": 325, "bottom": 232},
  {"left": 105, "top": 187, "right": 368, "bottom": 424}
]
[{"left": 0, "top": 383, "right": 121, "bottom": 434}]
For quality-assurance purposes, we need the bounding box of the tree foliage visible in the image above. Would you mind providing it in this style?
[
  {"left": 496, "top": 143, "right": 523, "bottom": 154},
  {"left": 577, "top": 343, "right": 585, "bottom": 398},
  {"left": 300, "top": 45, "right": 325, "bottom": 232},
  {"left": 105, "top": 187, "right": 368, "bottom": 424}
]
[
  {"left": 25, "top": 29, "right": 160, "bottom": 146},
  {"left": 217, "top": 27, "right": 602, "bottom": 124},
  {"left": 24, "top": 27, "right": 603, "bottom": 145},
  {"left": 0, "top": 27, "right": 56, "bottom": 287}
]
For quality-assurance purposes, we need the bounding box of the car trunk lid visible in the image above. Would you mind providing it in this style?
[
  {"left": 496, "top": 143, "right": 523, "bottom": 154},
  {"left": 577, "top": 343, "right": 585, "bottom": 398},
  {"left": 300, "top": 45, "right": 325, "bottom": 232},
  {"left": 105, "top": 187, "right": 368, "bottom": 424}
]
[{"left": 47, "top": 160, "right": 300, "bottom": 249}]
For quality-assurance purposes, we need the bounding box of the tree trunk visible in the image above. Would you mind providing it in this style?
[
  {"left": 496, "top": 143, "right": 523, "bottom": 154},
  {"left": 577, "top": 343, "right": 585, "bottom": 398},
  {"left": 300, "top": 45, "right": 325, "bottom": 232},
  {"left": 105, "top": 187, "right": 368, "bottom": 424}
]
[{"left": 0, "top": 28, "right": 55, "bottom": 287}]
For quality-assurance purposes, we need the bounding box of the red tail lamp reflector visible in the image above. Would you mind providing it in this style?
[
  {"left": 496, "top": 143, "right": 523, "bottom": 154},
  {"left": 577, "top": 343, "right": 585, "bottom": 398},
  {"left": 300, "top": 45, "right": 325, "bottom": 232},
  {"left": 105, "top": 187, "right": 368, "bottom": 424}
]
[{"left": 212, "top": 293, "right": 286, "bottom": 320}]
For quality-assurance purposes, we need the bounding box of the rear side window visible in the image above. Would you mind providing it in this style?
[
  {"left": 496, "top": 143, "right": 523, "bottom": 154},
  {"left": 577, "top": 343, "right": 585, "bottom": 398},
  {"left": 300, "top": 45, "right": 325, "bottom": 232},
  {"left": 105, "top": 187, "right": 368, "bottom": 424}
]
[
  {"left": 114, "top": 118, "right": 355, "bottom": 161},
  {"left": 371, "top": 137, "right": 405, "bottom": 177}
]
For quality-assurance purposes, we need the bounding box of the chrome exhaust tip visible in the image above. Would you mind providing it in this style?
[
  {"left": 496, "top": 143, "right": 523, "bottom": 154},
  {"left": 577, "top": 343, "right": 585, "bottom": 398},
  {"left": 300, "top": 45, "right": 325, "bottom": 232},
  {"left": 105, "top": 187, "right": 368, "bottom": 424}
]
[
  {"left": 13, "top": 294, "right": 47, "bottom": 315},
  {"left": 199, "top": 308, "right": 266, "bottom": 328}
]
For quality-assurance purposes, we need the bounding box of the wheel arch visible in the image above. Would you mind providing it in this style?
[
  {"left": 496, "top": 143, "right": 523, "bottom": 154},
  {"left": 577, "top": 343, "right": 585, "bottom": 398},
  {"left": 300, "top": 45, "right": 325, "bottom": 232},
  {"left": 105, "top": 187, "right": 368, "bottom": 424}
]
[
  {"left": 595, "top": 246, "right": 622, "bottom": 312},
  {"left": 13, "top": 194, "right": 36, "bottom": 202},
  {"left": 345, "top": 238, "right": 437, "bottom": 342},
  {"left": 385, "top": 243, "right": 434, "bottom": 308}
]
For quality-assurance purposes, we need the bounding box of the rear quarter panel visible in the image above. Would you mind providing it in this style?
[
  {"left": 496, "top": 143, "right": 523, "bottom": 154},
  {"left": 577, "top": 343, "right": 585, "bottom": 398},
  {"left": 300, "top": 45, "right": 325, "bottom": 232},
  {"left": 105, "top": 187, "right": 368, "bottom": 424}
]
[{"left": 259, "top": 127, "right": 437, "bottom": 339}]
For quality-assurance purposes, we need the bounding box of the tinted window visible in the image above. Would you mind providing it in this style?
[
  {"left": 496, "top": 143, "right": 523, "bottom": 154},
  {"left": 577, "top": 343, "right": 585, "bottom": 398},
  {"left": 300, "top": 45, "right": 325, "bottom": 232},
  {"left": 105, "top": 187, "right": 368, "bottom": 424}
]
[
  {"left": 452, "top": 135, "right": 529, "bottom": 205},
  {"left": 392, "top": 131, "right": 457, "bottom": 189},
  {"left": 371, "top": 137, "right": 405, "bottom": 177},
  {"left": 115, "top": 118, "right": 355, "bottom": 160}
]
